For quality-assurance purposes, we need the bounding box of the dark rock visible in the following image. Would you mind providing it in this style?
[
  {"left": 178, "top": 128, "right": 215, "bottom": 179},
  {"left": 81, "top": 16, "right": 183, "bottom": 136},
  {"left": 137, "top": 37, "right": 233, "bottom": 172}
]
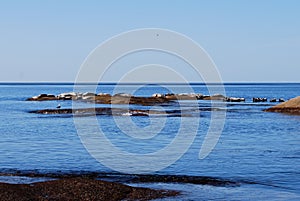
[
  {"left": 29, "top": 107, "right": 179, "bottom": 116},
  {"left": 253, "top": 97, "right": 267, "bottom": 102},
  {"left": 0, "top": 178, "right": 179, "bottom": 201},
  {"left": 131, "top": 174, "right": 238, "bottom": 187}
]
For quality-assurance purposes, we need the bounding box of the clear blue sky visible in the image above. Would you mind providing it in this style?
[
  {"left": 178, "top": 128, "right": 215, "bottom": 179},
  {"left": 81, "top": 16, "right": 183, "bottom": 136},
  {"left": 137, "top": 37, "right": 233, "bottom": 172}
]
[{"left": 0, "top": 0, "right": 299, "bottom": 82}]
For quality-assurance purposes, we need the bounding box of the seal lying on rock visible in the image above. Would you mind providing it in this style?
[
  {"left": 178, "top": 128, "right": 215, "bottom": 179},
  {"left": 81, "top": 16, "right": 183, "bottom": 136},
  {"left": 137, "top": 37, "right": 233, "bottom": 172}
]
[
  {"left": 225, "top": 97, "right": 245, "bottom": 102},
  {"left": 27, "top": 94, "right": 57, "bottom": 101},
  {"left": 203, "top": 94, "right": 226, "bottom": 101},
  {"left": 253, "top": 97, "right": 267, "bottom": 102},
  {"left": 57, "top": 92, "right": 77, "bottom": 100},
  {"left": 152, "top": 93, "right": 165, "bottom": 98},
  {"left": 26, "top": 92, "right": 249, "bottom": 104}
]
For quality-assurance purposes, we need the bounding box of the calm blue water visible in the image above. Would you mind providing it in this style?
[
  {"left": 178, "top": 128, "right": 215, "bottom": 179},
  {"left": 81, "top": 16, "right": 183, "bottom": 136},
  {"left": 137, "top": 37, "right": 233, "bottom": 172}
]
[{"left": 0, "top": 83, "right": 299, "bottom": 200}]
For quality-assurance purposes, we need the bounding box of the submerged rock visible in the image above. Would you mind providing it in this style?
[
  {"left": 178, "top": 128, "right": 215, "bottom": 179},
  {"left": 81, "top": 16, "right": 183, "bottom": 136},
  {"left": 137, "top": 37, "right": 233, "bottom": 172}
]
[
  {"left": 264, "top": 96, "right": 300, "bottom": 115},
  {"left": 131, "top": 174, "right": 238, "bottom": 187},
  {"left": 29, "top": 107, "right": 187, "bottom": 117}
]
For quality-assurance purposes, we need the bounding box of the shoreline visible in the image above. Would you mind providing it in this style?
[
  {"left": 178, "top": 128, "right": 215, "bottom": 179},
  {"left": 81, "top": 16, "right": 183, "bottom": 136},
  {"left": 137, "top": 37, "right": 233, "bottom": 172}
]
[
  {"left": 0, "top": 172, "right": 240, "bottom": 201},
  {"left": 0, "top": 177, "right": 179, "bottom": 201}
]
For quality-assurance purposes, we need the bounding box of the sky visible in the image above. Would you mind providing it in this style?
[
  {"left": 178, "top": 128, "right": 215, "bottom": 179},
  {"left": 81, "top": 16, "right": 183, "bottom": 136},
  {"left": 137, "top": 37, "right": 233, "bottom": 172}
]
[{"left": 0, "top": 0, "right": 299, "bottom": 82}]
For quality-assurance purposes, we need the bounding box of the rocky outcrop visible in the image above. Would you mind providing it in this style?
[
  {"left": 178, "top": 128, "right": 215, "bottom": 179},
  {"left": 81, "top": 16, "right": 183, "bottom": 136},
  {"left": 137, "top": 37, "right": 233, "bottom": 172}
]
[
  {"left": 264, "top": 96, "right": 300, "bottom": 115},
  {"left": 164, "top": 93, "right": 203, "bottom": 100},
  {"left": 0, "top": 177, "right": 179, "bottom": 201},
  {"left": 26, "top": 92, "right": 172, "bottom": 106},
  {"left": 96, "top": 95, "right": 171, "bottom": 106},
  {"left": 26, "top": 92, "right": 248, "bottom": 104}
]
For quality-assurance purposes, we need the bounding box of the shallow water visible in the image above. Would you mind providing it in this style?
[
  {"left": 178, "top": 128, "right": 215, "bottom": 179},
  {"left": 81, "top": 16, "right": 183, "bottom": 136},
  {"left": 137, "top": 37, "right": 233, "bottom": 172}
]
[
  {"left": 0, "top": 83, "right": 299, "bottom": 200},
  {"left": 0, "top": 176, "right": 56, "bottom": 184}
]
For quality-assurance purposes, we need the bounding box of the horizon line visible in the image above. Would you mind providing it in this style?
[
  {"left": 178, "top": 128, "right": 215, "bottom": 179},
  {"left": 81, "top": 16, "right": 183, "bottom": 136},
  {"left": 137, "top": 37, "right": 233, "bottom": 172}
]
[{"left": 0, "top": 81, "right": 300, "bottom": 85}]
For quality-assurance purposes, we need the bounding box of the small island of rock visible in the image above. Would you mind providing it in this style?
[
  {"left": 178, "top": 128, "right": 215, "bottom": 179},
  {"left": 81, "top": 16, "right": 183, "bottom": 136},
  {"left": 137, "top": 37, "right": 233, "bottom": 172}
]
[{"left": 264, "top": 96, "right": 300, "bottom": 115}]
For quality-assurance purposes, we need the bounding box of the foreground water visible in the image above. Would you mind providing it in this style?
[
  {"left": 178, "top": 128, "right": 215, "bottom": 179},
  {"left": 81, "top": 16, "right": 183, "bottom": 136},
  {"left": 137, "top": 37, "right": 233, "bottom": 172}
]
[{"left": 0, "top": 83, "right": 299, "bottom": 200}]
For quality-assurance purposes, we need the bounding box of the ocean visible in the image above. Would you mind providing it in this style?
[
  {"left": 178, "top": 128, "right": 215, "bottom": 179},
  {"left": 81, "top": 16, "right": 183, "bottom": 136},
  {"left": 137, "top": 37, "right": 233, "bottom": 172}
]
[{"left": 0, "top": 83, "right": 299, "bottom": 200}]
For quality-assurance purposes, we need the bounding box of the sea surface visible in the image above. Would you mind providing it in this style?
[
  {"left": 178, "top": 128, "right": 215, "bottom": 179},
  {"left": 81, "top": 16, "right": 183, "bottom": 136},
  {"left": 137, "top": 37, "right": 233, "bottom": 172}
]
[{"left": 0, "top": 83, "right": 299, "bottom": 200}]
